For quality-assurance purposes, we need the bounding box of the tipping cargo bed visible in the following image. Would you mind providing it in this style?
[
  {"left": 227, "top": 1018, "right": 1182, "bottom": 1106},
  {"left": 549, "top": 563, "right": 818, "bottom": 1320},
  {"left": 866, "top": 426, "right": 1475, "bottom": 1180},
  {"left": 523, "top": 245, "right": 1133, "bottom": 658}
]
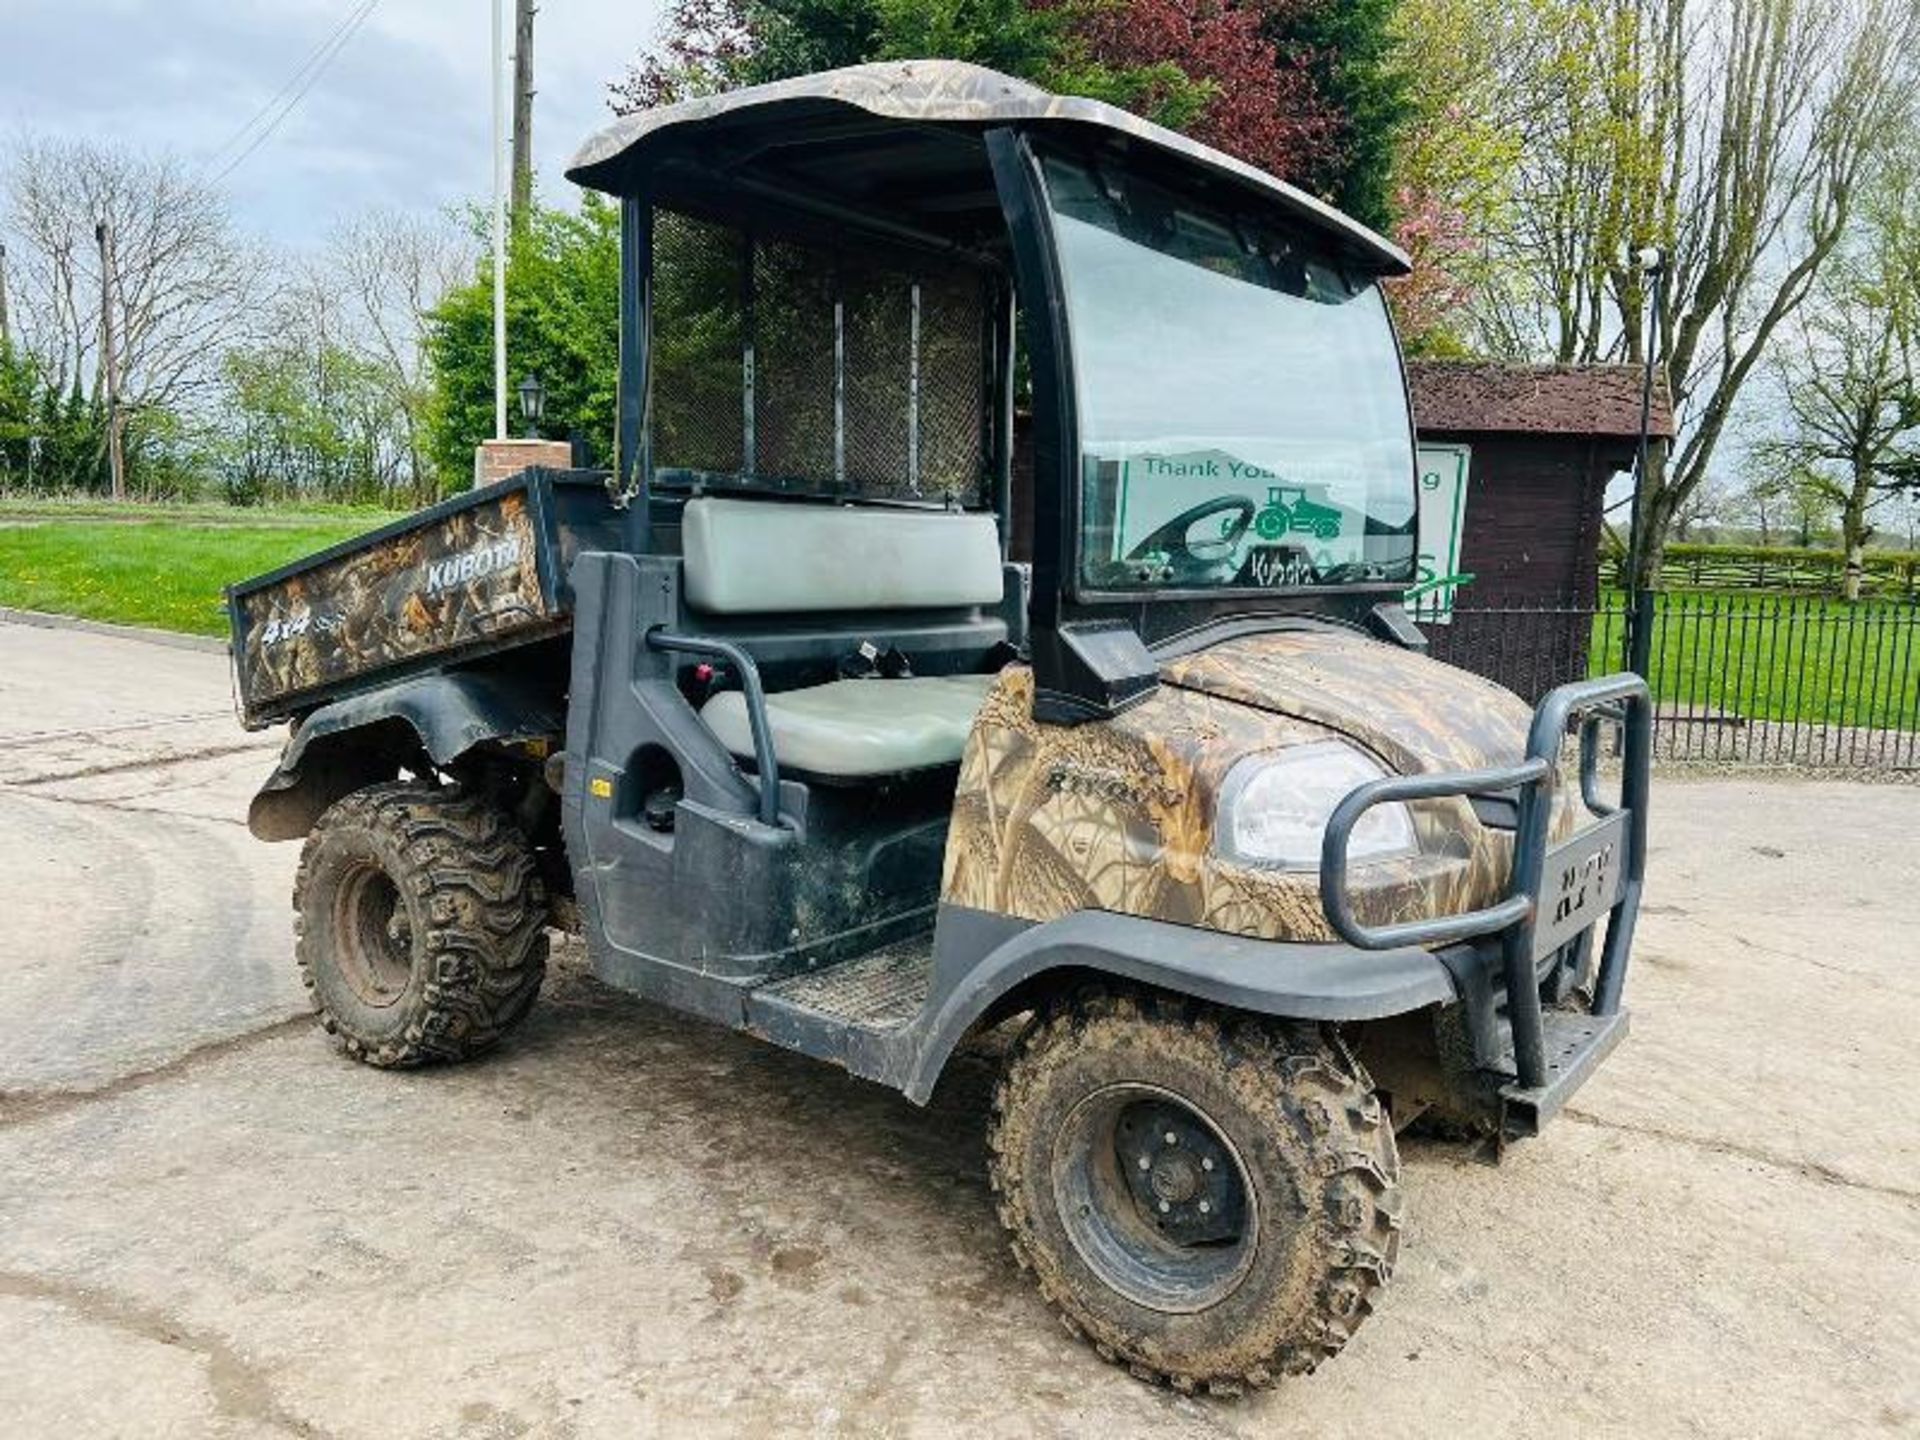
[{"left": 228, "top": 468, "right": 623, "bottom": 728}]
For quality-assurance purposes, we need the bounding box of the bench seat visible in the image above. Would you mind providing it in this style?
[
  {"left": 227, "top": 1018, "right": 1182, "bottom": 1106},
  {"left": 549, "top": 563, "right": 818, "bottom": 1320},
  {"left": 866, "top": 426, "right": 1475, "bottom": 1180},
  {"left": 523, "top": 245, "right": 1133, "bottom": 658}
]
[{"left": 702, "top": 673, "right": 998, "bottom": 778}]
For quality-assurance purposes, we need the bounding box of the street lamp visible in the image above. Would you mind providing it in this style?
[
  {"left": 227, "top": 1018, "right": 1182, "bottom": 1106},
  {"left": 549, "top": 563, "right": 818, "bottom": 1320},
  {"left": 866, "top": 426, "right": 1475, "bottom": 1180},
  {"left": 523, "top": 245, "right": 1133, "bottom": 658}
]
[
  {"left": 517, "top": 374, "right": 546, "bottom": 439},
  {"left": 1621, "top": 245, "right": 1666, "bottom": 678}
]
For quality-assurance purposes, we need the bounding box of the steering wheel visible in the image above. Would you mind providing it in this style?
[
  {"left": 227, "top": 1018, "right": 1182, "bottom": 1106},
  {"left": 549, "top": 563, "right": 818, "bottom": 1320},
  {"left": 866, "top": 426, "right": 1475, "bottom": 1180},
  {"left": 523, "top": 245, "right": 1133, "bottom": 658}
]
[{"left": 1126, "top": 495, "right": 1257, "bottom": 585}]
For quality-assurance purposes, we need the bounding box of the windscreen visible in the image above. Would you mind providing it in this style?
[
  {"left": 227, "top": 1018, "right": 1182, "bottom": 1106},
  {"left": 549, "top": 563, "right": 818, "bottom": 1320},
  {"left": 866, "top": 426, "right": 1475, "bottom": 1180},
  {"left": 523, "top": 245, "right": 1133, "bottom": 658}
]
[{"left": 1040, "top": 152, "right": 1418, "bottom": 594}]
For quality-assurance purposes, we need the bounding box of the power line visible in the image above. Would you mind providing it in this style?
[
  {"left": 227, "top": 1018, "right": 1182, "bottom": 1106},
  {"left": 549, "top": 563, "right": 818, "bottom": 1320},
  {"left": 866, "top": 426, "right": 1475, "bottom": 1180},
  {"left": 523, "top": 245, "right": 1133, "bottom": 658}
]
[
  {"left": 205, "top": 0, "right": 383, "bottom": 185},
  {"left": 203, "top": 0, "right": 373, "bottom": 167}
]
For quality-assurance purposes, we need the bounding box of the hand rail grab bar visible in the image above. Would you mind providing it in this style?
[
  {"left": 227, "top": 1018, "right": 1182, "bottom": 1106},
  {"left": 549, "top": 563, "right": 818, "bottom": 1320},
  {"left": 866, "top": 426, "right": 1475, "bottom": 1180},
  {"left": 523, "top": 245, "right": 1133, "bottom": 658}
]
[{"left": 646, "top": 628, "right": 783, "bottom": 828}]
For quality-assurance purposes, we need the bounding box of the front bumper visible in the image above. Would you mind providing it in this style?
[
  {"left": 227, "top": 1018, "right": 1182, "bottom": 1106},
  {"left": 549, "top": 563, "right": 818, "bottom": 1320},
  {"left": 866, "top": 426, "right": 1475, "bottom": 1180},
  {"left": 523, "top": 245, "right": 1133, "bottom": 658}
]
[{"left": 1320, "top": 674, "right": 1653, "bottom": 1134}]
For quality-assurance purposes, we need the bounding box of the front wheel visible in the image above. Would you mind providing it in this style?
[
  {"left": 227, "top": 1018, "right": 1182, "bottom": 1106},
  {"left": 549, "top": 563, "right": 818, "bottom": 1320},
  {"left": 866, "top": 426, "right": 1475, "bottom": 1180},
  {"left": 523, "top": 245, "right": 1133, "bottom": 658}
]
[
  {"left": 988, "top": 989, "right": 1401, "bottom": 1393},
  {"left": 294, "top": 782, "right": 548, "bottom": 1067}
]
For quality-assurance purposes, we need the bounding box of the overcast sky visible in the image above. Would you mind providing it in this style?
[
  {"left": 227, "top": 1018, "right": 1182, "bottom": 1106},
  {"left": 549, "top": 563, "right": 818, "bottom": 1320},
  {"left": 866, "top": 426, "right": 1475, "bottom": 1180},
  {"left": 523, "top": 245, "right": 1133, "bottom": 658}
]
[{"left": 1, "top": 0, "right": 668, "bottom": 242}]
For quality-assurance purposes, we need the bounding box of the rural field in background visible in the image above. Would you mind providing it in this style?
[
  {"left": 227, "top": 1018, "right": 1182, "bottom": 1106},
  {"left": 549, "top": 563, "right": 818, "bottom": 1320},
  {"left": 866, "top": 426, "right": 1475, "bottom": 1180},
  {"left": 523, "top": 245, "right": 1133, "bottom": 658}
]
[
  {"left": 1437, "top": 589, "right": 1920, "bottom": 766},
  {"left": 1592, "top": 592, "right": 1920, "bottom": 731}
]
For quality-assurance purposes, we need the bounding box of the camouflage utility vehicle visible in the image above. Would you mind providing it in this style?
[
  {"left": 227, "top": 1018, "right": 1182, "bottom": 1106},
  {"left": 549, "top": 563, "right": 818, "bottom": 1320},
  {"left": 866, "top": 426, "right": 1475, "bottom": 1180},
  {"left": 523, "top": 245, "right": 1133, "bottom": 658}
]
[{"left": 229, "top": 62, "right": 1652, "bottom": 1393}]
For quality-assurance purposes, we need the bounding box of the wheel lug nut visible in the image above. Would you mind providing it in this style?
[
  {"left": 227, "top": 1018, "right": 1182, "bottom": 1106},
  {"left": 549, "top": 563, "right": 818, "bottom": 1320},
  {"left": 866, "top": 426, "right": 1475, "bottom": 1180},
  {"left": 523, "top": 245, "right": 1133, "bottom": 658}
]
[
  {"left": 1198, "top": 1200, "right": 1211, "bottom": 1214},
  {"left": 1138, "top": 1155, "right": 1151, "bottom": 1171},
  {"left": 1163, "top": 1131, "right": 1178, "bottom": 1146},
  {"left": 1158, "top": 1199, "right": 1171, "bottom": 1213},
  {"left": 1201, "top": 1157, "right": 1214, "bottom": 1172}
]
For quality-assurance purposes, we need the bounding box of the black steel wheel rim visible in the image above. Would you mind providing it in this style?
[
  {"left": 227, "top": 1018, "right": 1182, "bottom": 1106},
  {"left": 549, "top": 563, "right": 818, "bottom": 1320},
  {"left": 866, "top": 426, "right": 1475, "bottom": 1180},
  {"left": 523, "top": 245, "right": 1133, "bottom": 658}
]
[
  {"left": 1050, "top": 1081, "right": 1259, "bottom": 1314},
  {"left": 334, "top": 862, "right": 413, "bottom": 1008}
]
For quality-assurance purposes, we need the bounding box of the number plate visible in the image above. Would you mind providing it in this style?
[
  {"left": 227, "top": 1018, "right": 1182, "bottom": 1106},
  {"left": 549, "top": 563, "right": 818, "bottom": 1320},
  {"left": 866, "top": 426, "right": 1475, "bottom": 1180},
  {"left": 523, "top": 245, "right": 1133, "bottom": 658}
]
[{"left": 1532, "top": 812, "right": 1628, "bottom": 961}]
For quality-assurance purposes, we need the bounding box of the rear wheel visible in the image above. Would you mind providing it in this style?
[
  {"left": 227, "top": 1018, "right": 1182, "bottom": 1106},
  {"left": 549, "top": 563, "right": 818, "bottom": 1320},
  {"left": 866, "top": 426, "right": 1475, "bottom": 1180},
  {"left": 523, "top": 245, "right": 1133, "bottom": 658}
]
[
  {"left": 294, "top": 782, "right": 548, "bottom": 1067},
  {"left": 988, "top": 988, "right": 1401, "bottom": 1393}
]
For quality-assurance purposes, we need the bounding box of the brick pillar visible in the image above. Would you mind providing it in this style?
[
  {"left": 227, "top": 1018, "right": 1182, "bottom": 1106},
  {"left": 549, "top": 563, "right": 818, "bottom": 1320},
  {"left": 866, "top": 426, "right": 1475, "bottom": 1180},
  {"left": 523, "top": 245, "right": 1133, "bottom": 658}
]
[{"left": 474, "top": 439, "right": 574, "bottom": 489}]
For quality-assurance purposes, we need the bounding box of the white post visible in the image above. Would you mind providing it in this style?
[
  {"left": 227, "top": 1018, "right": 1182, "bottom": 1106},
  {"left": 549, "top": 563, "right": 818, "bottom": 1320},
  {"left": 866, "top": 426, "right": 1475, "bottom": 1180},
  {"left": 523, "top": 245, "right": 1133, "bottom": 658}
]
[{"left": 490, "top": 0, "right": 509, "bottom": 440}]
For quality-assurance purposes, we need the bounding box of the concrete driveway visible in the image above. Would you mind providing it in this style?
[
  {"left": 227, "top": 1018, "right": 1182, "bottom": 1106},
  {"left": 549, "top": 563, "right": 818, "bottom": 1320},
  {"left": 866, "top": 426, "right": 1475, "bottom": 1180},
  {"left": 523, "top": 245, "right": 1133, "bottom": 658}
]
[{"left": 1, "top": 616, "right": 1915, "bottom": 1439}]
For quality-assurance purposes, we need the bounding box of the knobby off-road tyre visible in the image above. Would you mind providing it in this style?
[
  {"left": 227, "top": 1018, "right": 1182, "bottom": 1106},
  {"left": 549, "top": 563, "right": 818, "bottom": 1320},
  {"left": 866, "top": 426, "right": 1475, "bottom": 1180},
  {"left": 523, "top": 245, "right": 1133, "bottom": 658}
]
[
  {"left": 987, "top": 988, "right": 1402, "bottom": 1394},
  {"left": 294, "top": 782, "right": 548, "bottom": 1067}
]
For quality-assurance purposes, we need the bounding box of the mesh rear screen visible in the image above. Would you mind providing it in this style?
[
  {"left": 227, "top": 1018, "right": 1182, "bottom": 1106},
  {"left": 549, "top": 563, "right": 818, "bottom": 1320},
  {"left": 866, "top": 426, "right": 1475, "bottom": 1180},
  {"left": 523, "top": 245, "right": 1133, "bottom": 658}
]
[
  {"left": 651, "top": 211, "right": 745, "bottom": 476},
  {"left": 918, "top": 267, "right": 988, "bottom": 496},
  {"left": 842, "top": 263, "right": 913, "bottom": 494},
  {"left": 648, "top": 208, "right": 990, "bottom": 506},
  {"left": 753, "top": 238, "right": 837, "bottom": 487}
]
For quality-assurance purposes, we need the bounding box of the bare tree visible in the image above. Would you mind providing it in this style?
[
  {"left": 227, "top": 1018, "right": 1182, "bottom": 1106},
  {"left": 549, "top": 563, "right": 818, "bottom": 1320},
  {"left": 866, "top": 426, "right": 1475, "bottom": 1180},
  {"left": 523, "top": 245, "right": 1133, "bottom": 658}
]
[
  {"left": 1887, "top": 486, "right": 1920, "bottom": 550},
  {"left": 1471, "top": 0, "right": 1920, "bottom": 585},
  {"left": 1670, "top": 474, "right": 1734, "bottom": 542},
  {"left": 3, "top": 136, "right": 267, "bottom": 436},
  {"left": 319, "top": 209, "right": 467, "bottom": 502},
  {"left": 1730, "top": 466, "right": 1783, "bottom": 545}
]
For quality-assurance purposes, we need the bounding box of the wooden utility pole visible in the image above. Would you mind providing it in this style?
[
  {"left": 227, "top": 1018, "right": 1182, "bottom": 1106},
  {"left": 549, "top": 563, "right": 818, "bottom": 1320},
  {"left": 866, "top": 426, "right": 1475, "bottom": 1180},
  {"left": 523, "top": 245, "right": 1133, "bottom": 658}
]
[
  {"left": 0, "top": 240, "right": 11, "bottom": 351},
  {"left": 511, "top": 0, "right": 536, "bottom": 222},
  {"left": 95, "top": 220, "right": 126, "bottom": 501}
]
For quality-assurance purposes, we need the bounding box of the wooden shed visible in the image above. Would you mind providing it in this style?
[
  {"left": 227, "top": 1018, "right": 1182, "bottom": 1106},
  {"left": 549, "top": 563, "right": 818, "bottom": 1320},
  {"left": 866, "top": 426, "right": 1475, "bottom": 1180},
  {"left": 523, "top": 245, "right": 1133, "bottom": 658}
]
[
  {"left": 1407, "top": 360, "right": 1675, "bottom": 606},
  {"left": 1407, "top": 360, "right": 1675, "bottom": 698}
]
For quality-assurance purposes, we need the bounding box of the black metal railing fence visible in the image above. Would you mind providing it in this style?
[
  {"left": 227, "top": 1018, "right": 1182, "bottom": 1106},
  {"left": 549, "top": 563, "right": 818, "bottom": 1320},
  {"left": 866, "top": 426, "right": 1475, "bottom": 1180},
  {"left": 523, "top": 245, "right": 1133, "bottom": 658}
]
[{"left": 1425, "top": 592, "right": 1920, "bottom": 771}]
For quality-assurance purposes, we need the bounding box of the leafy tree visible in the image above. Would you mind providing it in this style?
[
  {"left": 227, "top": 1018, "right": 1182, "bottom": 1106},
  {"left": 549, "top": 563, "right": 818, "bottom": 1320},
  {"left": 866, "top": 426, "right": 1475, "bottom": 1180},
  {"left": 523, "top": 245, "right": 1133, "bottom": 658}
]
[
  {"left": 218, "top": 338, "right": 407, "bottom": 507},
  {"left": 0, "top": 340, "right": 113, "bottom": 494},
  {"left": 1766, "top": 467, "right": 1841, "bottom": 549},
  {"left": 1757, "top": 155, "right": 1920, "bottom": 598},
  {"left": 0, "top": 342, "right": 48, "bottom": 490},
  {"left": 1384, "top": 0, "right": 1533, "bottom": 351},
  {"left": 612, "top": 0, "right": 1060, "bottom": 101},
  {"left": 609, "top": 0, "right": 1355, "bottom": 195},
  {"left": 1382, "top": 187, "right": 1478, "bottom": 353},
  {"left": 1043, "top": 0, "right": 1338, "bottom": 180},
  {"left": 424, "top": 197, "right": 622, "bottom": 488},
  {"left": 1266, "top": 0, "right": 1411, "bottom": 231}
]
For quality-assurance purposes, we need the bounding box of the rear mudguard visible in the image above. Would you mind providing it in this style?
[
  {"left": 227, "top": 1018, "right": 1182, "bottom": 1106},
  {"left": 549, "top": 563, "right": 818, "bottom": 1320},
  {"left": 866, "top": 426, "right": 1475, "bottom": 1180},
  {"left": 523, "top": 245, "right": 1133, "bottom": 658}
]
[
  {"left": 246, "top": 671, "right": 562, "bottom": 840},
  {"left": 897, "top": 905, "right": 1458, "bottom": 1103}
]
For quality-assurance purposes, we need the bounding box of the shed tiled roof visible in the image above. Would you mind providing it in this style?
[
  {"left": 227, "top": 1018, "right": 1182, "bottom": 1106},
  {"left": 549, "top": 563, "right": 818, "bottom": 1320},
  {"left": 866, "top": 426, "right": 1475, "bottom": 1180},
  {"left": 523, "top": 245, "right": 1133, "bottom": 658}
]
[{"left": 1408, "top": 360, "right": 1674, "bottom": 439}]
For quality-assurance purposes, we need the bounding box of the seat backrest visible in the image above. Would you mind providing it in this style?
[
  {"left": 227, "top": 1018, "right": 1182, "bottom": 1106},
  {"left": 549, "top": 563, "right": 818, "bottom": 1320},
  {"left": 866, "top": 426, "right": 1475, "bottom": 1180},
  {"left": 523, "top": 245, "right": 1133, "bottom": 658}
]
[{"left": 682, "top": 497, "right": 1003, "bottom": 615}]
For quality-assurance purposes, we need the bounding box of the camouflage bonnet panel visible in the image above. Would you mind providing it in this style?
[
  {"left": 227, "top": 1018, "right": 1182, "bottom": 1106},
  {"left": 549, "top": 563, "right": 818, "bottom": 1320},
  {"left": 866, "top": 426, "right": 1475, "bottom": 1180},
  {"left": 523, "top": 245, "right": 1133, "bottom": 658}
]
[
  {"left": 1160, "top": 627, "right": 1536, "bottom": 778},
  {"left": 234, "top": 490, "right": 552, "bottom": 721},
  {"left": 943, "top": 665, "right": 1522, "bottom": 945}
]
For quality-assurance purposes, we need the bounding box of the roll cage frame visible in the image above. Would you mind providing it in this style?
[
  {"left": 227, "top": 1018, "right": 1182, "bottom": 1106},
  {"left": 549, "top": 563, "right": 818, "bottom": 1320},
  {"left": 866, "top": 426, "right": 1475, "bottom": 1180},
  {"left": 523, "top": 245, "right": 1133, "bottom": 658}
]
[{"left": 585, "top": 104, "right": 1422, "bottom": 725}]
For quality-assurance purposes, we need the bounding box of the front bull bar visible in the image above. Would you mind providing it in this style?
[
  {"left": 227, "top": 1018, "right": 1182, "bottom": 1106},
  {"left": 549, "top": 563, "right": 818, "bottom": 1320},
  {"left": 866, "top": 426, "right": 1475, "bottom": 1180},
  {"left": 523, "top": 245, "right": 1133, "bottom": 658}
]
[{"left": 1319, "top": 674, "right": 1653, "bottom": 1093}]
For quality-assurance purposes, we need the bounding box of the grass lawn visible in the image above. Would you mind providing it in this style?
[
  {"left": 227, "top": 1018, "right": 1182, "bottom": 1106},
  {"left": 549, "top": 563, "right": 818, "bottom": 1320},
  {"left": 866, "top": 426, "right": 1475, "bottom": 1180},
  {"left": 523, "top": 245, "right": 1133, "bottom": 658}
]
[
  {"left": 1589, "top": 591, "right": 1920, "bottom": 731},
  {"left": 0, "top": 502, "right": 407, "bottom": 637}
]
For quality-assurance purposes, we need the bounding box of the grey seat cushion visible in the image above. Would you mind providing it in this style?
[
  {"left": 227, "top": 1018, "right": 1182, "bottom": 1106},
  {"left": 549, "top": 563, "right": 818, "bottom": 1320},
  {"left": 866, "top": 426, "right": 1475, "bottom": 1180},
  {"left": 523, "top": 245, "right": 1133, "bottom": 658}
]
[
  {"left": 701, "top": 673, "right": 998, "bottom": 777},
  {"left": 682, "top": 497, "right": 1004, "bottom": 614}
]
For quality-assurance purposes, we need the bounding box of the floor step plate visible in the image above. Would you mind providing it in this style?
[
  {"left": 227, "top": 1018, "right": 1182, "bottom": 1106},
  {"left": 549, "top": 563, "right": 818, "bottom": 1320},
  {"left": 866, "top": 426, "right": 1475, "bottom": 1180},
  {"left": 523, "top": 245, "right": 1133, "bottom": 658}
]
[{"left": 759, "top": 936, "right": 934, "bottom": 1031}]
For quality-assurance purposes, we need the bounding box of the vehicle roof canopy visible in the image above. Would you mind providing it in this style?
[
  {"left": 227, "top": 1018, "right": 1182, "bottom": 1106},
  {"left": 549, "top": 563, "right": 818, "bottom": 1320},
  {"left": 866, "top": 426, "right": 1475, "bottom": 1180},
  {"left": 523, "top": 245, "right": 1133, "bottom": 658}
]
[{"left": 566, "top": 61, "right": 1409, "bottom": 275}]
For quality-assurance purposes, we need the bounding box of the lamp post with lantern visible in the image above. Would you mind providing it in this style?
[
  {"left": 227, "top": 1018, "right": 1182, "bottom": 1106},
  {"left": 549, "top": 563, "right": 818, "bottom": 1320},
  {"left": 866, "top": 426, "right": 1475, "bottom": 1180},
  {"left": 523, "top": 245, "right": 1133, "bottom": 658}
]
[{"left": 517, "top": 374, "right": 546, "bottom": 440}]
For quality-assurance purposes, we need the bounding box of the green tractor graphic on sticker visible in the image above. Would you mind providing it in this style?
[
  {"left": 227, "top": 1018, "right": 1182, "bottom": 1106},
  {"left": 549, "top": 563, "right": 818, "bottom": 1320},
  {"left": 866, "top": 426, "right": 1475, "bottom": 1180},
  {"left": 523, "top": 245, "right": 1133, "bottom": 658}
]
[{"left": 1255, "top": 485, "right": 1343, "bottom": 541}]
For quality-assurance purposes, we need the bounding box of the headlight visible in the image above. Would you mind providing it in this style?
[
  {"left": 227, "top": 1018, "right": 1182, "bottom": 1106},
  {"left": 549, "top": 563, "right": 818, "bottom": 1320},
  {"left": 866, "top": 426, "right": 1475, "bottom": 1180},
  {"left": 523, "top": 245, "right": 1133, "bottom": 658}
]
[{"left": 1216, "top": 741, "right": 1417, "bottom": 870}]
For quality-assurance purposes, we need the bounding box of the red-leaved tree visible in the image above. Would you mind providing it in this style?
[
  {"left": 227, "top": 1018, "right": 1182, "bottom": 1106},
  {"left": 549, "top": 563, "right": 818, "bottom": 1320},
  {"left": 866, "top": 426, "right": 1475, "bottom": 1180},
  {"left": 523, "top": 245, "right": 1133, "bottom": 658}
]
[
  {"left": 1045, "top": 0, "right": 1339, "bottom": 185},
  {"left": 1385, "top": 184, "right": 1476, "bottom": 350},
  {"left": 611, "top": 0, "right": 755, "bottom": 112}
]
